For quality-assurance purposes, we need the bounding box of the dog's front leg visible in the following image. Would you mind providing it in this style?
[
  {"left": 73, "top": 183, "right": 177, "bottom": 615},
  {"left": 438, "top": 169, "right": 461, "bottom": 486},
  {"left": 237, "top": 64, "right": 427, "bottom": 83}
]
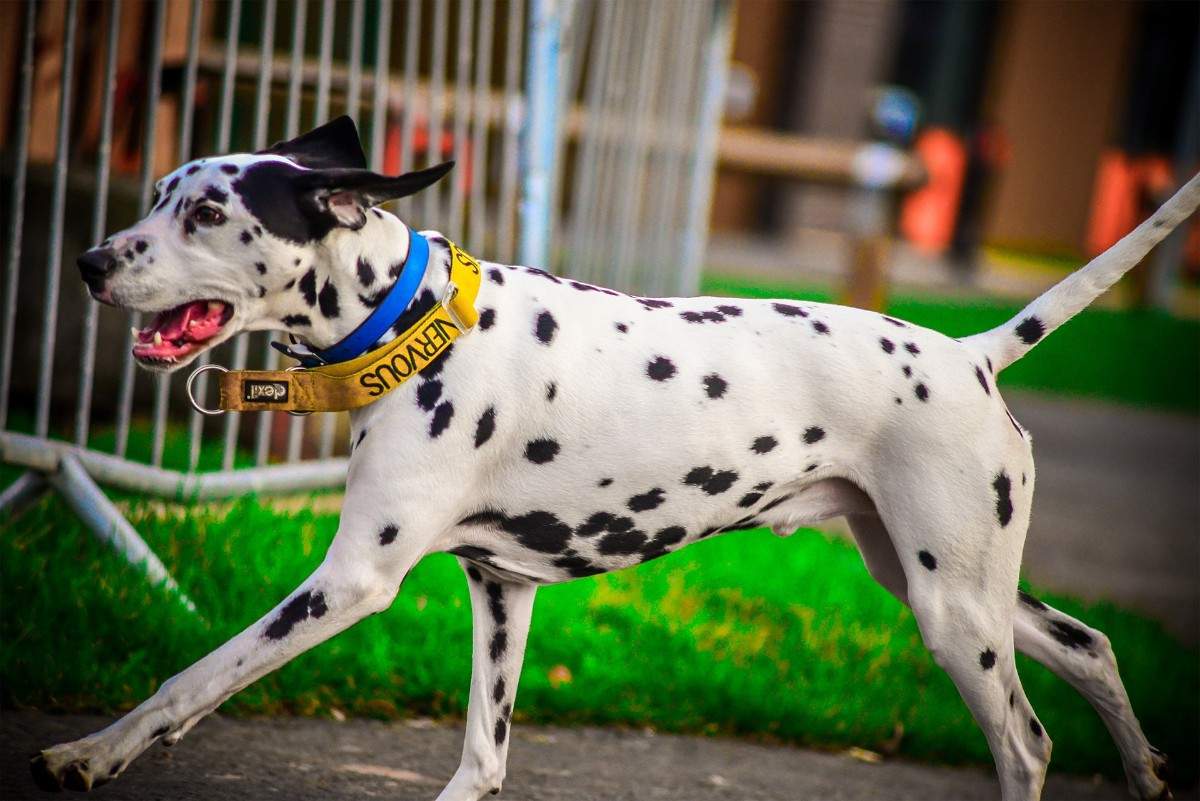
[
  {"left": 437, "top": 560, "right": 537, "bottom": 801},
  {"left": 31, "top": 522, "right": 422, "bottom": 792}
]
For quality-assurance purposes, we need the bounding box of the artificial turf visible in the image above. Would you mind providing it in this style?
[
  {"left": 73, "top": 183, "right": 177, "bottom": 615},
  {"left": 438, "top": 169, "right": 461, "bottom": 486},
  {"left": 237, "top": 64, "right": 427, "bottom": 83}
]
[{"left": 2, "top": 489, "right": 1196, "bottom": 787}]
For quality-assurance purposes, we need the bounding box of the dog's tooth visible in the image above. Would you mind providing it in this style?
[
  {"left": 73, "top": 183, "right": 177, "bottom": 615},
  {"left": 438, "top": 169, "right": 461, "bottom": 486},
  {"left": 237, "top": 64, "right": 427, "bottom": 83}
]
[
  {"left": 131, "top": 327, "right": 140, "bottom": 338},
  {"left": 153, "top": 331, "right": 163, "bottom": 346}
]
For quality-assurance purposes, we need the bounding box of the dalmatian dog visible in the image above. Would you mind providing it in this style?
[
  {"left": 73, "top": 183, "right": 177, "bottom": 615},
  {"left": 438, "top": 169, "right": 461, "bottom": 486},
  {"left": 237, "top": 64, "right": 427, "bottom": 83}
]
[{"left": 37, "top": 115, "right": 1198, "bottom": 800}]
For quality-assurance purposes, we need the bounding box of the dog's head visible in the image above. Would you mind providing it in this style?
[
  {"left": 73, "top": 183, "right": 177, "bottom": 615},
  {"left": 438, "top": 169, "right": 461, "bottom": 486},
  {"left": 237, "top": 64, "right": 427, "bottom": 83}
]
[{"left": 78, "top": 116, "right": 452, "bottom": 372}]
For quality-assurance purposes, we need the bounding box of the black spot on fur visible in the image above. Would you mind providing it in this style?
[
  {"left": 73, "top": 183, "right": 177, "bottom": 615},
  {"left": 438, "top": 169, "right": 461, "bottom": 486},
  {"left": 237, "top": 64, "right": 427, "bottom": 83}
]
[
  {"left": 975, "top": 366, "right": 990, "bottom": 395},
  {"left": 773, "top": 302, "right": 808, "bottom": 318},
  {"left": 430, "top": 401, "right": 454, "bottom": 438},
  {"left": 220, "top": 163, "right": 239, "bottom": 175},
  {"left": 505, "top": 511, "right": 573, "bottom": 552},
  {"left": 240, "top": 229, "right": 254, "bottom": 245},
  {"left": 902, "top": 365, "right": 913, "bottom": 378},
  {"left": 1047, "top": 619, "right": 1094, "bottom": 650},
  {"left": 466, "top": 565, "right": 483, "bottom": 582},
  {"left": 636, "top": 298, "right": 673, "bottom": 309},
  {"left": 883, "top": 316, "right": 906, "bottom": 327},
  {"left": 379, "top": 525, "right": 399, "bottom": 545},
  {"left": 493, "top": 676, "right": 506, "bottom": 703},
  {"left": 904, "top": 342, "right": 920, "bottom": 355},
  {"left": 416, "top": 379, "right": 443, "bottom": 411},
  {"left": 475, "top": 406, "right": 496, "bottom": 448},
  {"left": 647, "top": 356, "right": 676, "bottom": 381},
  {"left": 979, "top": 649, "right": 996, "bottom": 670},
  {"left": 488, "top": 267, "right": 504, "bottom": 285},
  {"left": 318, "top": 279, "right": 340, "bottom": 318},
  {"left": 254, "top": 261, "right": 267, "bottom": 275},
  {"left": 598, "top": 478, "right": 613, "bottom": 487},
  {"left": 986, "top": 356, "right": 994, "bottom": 374},
  {"left": 183, "top": 218, "right": 196, "bottom": 236},
  {"left": 803, "top": 426, "right": 825, "bottom": 444},
  {"left": 135, "top": 240, "right": 148, "bottom": 254},
  {"left": 918, "top": 550, "right": 937, "bottom": 570},
  {"left": 880, "top": 337, "right": 895, "bottom": 354},
  {"left": 356, "top": 257, "right": 375, "bottom": 286},
  {"left": 525, "top": 438, "right": 559, "bottom": 464},
  {"left": 627, "top": 487, "right": 666, "bottom": 512},
  {"left": 282, "top": 314, "right": 311, "bottom": 327},
  {"left": 298, "top": 268, "right": 317, "bottom": 306},
  {"left": 1029, "top": 717, "right": 1042, "bottom": 738},
  {"left": 265, "top": 590, "right": 326, "bottom": 640},
  {"left": 599, "top": 529, "right": 648, "bottom": 555},
  {"left": 716, "top": 304, "right": 742, "bottom": 316},
  {"left": 354, "top": 428, "right": 368, "bottom": 451},
  {"left": 535, "top": 310, "right": 557, "bottom": 344},
  {"left": 525, "top": 266, "right": 562, "bottom": 283},
  {"left": 554, "top": 554, "right": 604, "bottom": 576},
  {"left": 754, "top": 481, "right": 773, "bottom": 492},
  {"left": 490, "top": 629, "right": 507, "bottom": 661},
  {"left": 993, "top": 471, "right": 1013, "bottom": 526},
  {"left": 914, "top": 383, "right": 930, "bottom": 402},
  {"left": 684, "top": 466, "right": 738, "bottom": 495},
  {"left": 1015, "top": 316, "right": 1045, "bottom": 345},
  {"left": 738, "top": 492, "right": 762, "bottom": 508},
  {"left": 746, "top": 434, "right": 776, "bottom": 458},
  {"left": 486, "top": 582, "right": 507, "bottom": 625},
  {"left": 546, "top": 382, "right": 557, "bottom": 401},
  {"left": 615, "top": 322, "right": 628, "bottom": 333},
  {"left": 478, "top": 308, "right": 496, "bottom": 330},
  {"left": 812, "top": 320, "right": 830, "bottom": 335},
  {"left": 703, "top": 373, "right": 727, "bottom": 398},
  {"left": 577, "top": 512, "right": 615, "bottom": 537},
  {"left": 1018, "top": 589, "right": 1047, "bottom": 611}
]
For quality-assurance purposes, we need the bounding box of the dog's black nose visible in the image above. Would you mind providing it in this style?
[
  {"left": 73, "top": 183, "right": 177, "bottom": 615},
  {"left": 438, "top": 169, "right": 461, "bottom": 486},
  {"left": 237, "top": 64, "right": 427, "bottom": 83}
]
[{"left": 77, "top": 247, "right": 116, "bottom": 288}]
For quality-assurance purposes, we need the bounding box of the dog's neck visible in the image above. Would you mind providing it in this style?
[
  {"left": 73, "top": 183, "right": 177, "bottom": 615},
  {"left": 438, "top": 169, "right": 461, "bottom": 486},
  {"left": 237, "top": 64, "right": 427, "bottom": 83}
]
[{"left": 292, "top": 211, "right": 448, "bottom": 352}]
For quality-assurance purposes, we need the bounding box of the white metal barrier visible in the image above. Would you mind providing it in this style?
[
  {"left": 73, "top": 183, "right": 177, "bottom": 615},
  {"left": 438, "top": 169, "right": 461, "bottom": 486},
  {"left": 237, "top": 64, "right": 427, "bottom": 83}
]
[{"left": 0, "top": 0, "right": 733, "bottom": 601}]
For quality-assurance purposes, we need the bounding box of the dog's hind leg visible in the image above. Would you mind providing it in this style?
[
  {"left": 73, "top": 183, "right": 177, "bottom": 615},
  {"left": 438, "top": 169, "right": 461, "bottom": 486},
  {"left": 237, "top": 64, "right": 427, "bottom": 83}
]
[
  {"left": 869, "top": 460, "right": 1053, "bottom": 801},
  {"left": 31, "top": 514, "right": 424, "bottom": 792},
  {"left": 1014, "top": 591, "right": 1170, "bottom": 799},
  {"left": 436, "top": 560, "right": 537, "bottom": 801}
]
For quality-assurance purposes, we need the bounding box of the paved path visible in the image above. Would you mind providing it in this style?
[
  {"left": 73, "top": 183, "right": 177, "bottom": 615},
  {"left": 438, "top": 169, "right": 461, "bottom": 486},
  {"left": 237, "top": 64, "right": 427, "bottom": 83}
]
[
  {"left": 1006, "top": 392, "right": 1199, "bottom": 644},
  {"left": 3, "top": 711, "right": 1154, "bottom": 801}
]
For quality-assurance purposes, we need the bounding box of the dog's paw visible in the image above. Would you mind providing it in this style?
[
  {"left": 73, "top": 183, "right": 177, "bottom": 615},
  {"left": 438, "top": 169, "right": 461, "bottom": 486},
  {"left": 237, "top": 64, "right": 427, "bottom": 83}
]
[
  {"left": 30, "top": 747, "right": 114, "bottom": 793},
  {"left": 1130, "top": 746, "right": 1171, "bottom": 800}
]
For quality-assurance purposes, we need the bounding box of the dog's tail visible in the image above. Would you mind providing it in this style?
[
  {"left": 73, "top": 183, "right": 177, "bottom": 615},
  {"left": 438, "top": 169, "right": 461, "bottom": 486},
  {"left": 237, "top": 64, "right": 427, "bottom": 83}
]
[{"left": 963, "top": 170, "right": 1200, "bottom": 373}]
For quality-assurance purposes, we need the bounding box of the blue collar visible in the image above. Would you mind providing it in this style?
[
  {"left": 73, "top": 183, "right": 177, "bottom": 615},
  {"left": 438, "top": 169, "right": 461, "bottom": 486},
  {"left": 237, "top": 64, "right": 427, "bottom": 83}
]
[{"left": 278, "top": 229, "right": 430, "bottom": 368}]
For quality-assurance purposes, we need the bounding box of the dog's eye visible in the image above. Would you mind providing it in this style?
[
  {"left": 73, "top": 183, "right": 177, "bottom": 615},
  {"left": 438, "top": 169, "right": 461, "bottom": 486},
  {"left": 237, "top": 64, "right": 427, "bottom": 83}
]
[{"left": 192, "top": 205, "right": 226, "bottom": 227}]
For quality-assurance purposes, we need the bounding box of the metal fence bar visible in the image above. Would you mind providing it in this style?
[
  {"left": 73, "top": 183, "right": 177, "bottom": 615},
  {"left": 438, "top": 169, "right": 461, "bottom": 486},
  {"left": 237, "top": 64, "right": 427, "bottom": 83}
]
[
  {"left": 285, "top": 0, "right": 310, "bottom": 462},
  {"left": 397, "top": 0, "right": 422, "bottom": 217},
  {"left": 678, "top": 0, "right": 733, "bottom": 297},
  {"left": 217, "top": 0, "right": 247, "bottom": 470},
  {"left": 517, "top": 0, "right": 562, "bottom": 269},
  {"left": 346, "top": 0, "right": 365, "bottom": 121},
  {"left": 468, "top": 0, "right": 495, "bottom": 250},
  {"left": 566, "top": 0, "right": 614, "bottom": 279},
  {"left": 75, "top": 0, "right": 122, "bottom": 447},
  {"left": 497, "top": 0, "right": 525, "bottom": 262},
  {"left": 285, "top": 0, "right": 308, "bottom": 140},
  {"left": 140, "top": 0, "right": 170, "bottom": 467},
  {"left": 586, "top": 0, "right": 631, "bottom": 287},
  {"left": 369, "top": 0, "right": 393, "bottom": 172},
  {"left": 179, "top": 0, "right": 208, "bottom": 471},
  {"left": 0, "top": 1, "right": 35, "bottom": 433},
  {"left": 314, "top": 0, "right": 335, "bottom": 126},
  {"left": 448, "top": 0, "right": 475, "bottom": 242},
  {"left": 547, "top": 0, "right": 590, "bottom": 265},
  {"left": 424, "top": 0, "right": 449, "bottom": 223},
  {"left": 34, "top": 0, "right": 80, "bottom": 439},
  {"left": 253, "top": 0, "right": 280, "bottom": 467}
]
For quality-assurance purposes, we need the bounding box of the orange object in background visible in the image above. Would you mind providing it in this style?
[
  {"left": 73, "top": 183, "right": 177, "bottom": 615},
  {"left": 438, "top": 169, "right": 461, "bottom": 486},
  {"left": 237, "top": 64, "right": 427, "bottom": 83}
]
[
  {"left": 1086, "top": 150, "right": 1175, "bottom": 257},
  {"left": 899, "top": 127, "right": 967, "bottom": 255}
]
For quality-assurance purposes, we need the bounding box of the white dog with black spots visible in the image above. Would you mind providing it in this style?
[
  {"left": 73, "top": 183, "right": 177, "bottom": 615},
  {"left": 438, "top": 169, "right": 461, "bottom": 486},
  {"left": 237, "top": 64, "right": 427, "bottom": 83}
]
[{"left": 38, "top": 117, "right": 1199, "bottom": 801}]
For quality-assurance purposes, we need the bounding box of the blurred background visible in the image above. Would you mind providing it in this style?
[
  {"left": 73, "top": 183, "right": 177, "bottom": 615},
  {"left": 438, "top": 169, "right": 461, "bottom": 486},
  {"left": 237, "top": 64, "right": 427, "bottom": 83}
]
[{"left": 2, "top": 0, "right": 1197, "bottom": 796}]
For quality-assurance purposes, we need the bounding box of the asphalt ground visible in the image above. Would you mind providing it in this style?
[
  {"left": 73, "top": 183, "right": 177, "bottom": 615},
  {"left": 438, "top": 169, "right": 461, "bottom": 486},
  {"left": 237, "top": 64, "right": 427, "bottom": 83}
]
[{"left": 4, "top": 710, "right": 1164, "bottom": 801}]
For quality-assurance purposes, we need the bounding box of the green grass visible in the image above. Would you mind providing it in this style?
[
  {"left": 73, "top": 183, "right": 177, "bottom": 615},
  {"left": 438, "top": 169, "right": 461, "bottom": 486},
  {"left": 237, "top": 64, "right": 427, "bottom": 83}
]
[
  {"left": 2, "top": 491, "right": 1196, "bottom": 786},
  {"left": 701, "top": 274, "right": 1200, "bottom": 414}
]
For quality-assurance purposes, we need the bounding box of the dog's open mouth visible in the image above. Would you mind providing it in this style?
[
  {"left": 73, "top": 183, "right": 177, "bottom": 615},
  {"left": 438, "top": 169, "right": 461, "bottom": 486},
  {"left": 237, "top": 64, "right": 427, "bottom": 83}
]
[{"left": 132, "top": 300, "right": 234, "bottom": 364}]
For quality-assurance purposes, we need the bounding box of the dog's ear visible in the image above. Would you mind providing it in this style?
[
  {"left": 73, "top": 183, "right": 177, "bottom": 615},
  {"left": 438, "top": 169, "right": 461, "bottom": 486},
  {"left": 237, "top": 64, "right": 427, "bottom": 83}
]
[
  {"left": 294, "top": 161, "right": 455, "bottom": 229},
  {"left": 260, "top": 116, "right": 368, "bottom": 170}
]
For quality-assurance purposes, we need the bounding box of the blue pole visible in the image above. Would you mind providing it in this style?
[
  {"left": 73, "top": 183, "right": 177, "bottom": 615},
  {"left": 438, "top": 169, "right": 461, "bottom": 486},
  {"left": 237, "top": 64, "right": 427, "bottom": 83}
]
[{"left": 518, "top": 0, "right": 562, "bottom": 268}]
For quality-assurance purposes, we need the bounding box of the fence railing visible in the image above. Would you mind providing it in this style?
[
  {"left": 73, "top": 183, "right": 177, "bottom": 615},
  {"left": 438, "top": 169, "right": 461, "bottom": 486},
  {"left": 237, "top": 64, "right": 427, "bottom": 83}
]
[{"left": 0, "top": 0, "right": 733, "bottom": 602}]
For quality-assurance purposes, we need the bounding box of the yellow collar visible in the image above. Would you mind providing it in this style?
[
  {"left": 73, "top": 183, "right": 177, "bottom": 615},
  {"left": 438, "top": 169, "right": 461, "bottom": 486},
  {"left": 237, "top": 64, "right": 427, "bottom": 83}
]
[{"left": 187, "top": 241, "right": 482, "bottom": 415}]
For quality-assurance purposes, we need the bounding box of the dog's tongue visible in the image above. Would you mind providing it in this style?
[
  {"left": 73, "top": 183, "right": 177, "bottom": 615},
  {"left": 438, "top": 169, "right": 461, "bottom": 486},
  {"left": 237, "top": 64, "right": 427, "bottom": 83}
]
[{"left": 133, "top": 300, "right": 231, "bottom": 360}]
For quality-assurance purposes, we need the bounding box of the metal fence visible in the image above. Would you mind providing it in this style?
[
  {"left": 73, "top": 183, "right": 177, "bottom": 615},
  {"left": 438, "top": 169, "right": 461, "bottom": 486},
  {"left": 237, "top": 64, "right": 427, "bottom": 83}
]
[{"left": 0, "top": 0, "right": 732, "bottom": 594}]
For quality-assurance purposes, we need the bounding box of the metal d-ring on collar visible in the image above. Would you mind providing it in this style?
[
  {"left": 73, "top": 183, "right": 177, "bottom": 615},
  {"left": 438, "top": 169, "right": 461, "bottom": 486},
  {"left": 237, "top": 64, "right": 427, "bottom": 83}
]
[{"left": 186, "top": 363, "right": 228, "bottom": 416}]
